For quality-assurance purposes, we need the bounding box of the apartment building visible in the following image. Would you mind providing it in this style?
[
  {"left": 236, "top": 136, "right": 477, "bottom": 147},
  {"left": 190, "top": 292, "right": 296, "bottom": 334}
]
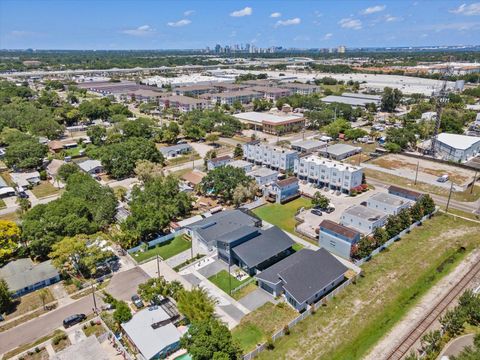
[
  {"left": 159, "top": 95, "right": 210, "bottom": 112},
  {"left": 242, "top": 141, "right": 299, "bottom": 172},
  {"left": 294, "top": 155, "right": 363, "bottom": 194},
  {"left": 210, "top": 90, "right": 263, "bottom": 105},
  {"left": 280, "top": 82, "right": 320, "bottom": 95},
  {"left": 174, "top": 84, "right": 215, "bottom": 96},
  {"left": 250, "top": 86, "right": 292, "bottom": 101}
]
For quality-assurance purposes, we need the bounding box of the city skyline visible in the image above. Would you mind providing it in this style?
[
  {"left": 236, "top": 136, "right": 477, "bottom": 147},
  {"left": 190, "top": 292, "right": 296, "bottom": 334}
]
[{"left": 1, "top": 0, "right": 480, "bottom": 50}]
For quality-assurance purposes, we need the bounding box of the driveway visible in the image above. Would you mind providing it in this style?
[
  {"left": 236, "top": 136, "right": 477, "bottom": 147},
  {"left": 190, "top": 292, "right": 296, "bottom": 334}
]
[
  {"left": 197, "top": 259, "right": 228, "bottom": 278},
  {"left": 239, "top": 288, "right": 274, "bottom": 311},
  {"left": 105, "top": 267, "right": 150, "bottom": 300}
]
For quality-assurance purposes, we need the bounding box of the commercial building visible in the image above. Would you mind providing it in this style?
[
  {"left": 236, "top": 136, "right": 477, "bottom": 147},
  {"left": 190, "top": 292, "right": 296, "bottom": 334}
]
[
  {"left": 247, "top": 167, "right": 278, "bottom": 186},
  {"left": 321, "top": 93, "right": 381, "bottom": 108},
  {"left": 217, "top": 226, "right": 295, "bottom": 275},
  {"left": 367, "top": 192, "right": 412, "bottom": 215},
  {"left": 159, "top": 144, "right": 192, "bottom": 158},
  {"left": 121, "top": 306, "right": 184, "bottom": 360},
  {"left": 340, "top": 205, "right": 388, "bottom": 234},
  {"left": 267, "top": 177, "right": 300, "bottom": 203},
  {"left": 0, "top": 258, "right": 60, "bottom": 297},
  {"left": 159, "top": 95, "right": 211, "bottom": 112},
  {"left": 291, "top": 139, "right": 326, "bottom": 153},
  {"left": 206, "top": 155, "right": 232, "bottom": 171},
  {"left": 294, "top": 155, "right": 363, "bottom": 194},
  {"left": 433, "top": 133, "right": 480, "bottom": 163},
  {"left": 243, "top": 141, "right": 299, "bottom": 172},
  {"left": 319, "top": 220, "right": 361, "bottom": 260},
  {"left": 320, "top": 143, "right": 361, "bottom": 160},
  {"left": 256, "top": 248, "right": 348, "bottom": 311},
  {"left": 233, "top": 112, "right": 305, "bottom": 135},
  {"left": 388, "top": 185, "right": 423, "bottom": 201}
]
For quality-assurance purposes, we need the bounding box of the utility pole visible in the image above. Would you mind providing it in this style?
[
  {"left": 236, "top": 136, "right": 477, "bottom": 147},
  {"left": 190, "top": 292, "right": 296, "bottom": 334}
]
[
  {"left": 91, "top": 283, "right": 97, "bottom": 313},
  {"left": 445, "top": 181, "right": 454, "bottom": 213},
  {"left": 471, "top": 170, "right": 477, "bottom": 194},
  {"left": 414, "top": 161, "right": 419, "bottom": 185},
  {"left": 156, "top": 254, "right": 161, "bottom": 279}
]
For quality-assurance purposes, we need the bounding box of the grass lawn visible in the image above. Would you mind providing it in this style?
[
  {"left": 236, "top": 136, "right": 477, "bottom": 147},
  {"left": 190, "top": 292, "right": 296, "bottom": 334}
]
[
  {"left": 232, "top": 302, "right": 298, "bottom": 352},
  {"left": 364, "top": 168, "right": 480, "bottom": 202},
  {"left": 0, "top": 198, "right": 6, "bottom": 209},
  {"left": 292, "top": 243, "right": 304, "bottom": 252},
  {"left": 31, "top": 182, "right": 60, "bottom": 198},
  {"left": 132, "top": 235, "right": 191, "bottom": 263},
  {"left": 208, "top": 270, "right": 251, "bottom": 295},
  {"left": 254, "top": 214, "right": 480, "bottom": 360},
  {"left": 0, "top": 211, "right": 20, "bottom": 222},
  {"left": 232, "top": 282, "right": 258, "bottom": 300},
  {"left": 5, "top": 288, "right": 54, "bottom": 320},
  {"left": 83, "top": 323, "right": 106, "bottom": 338},
  {"left": 253, "top": 197, "right": 312, "bottom": 235}
]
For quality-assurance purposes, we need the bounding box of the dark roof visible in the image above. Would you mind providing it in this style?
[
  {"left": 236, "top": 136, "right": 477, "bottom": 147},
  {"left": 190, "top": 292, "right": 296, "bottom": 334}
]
[
  {"left": 209, "top": 155, "right": 232, "bottom": 164},
  {"left": 275, "top": 177, "right": 299, "bottom": 188},
  {"left": 256, "top": 248, "right": 348, "bottom": 304},
  {"left": 320, "top": 220, "right": 360, "bottom": 241},
  {"left": 190, "top": 210, "right": 259, "bottom": 242},
  {"left": 232, "top": 226, "right": 294, "bottom": 268},
  {"left": 388, "top": 185, "right": 422, "bottom": 199},
  {"left": 218, "top": 226, "right": 259, "bottom": 244}
]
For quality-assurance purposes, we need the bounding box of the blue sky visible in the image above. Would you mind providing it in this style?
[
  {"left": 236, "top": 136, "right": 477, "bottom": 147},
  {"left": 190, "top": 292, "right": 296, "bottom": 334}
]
[{"left": 1, "top": 0, "right": 479, "bottom": 50}]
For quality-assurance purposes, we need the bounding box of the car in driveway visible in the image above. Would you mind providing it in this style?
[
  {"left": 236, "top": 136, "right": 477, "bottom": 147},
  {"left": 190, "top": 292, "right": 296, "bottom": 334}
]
[
  {"left": 311, "top": 209, "right": 323, "bottom": 216},
  {"left": 131, "top": 294, "right": 144, "bottom": 308},
  {"left": 63, "top": 313, "right": 86, "bottom": 328}
]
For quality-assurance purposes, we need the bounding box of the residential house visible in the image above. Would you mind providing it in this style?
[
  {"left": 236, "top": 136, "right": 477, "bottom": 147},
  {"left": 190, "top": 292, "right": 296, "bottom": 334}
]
[
  {"left": 247, "top": 167, "right": 278, "bottom": 186},
  {"left": 319, "top": 220, "right": 361, "bottom": 259},
  {"left": 46, "top": 159, "right": 65, "bottom": 179},
  {"left": 228, "top": 159, "right": 253, "bottom": 173},
  {"left": 206, "top": 155, "right": 232, "bottom": 171},
  {"left": 77, "top": 159, "right": 103, "bottom": 175},
  {"left": 0, "top": 258, "right": 60, "bottom": 297},
  {"left": 294, "top": 155, "right": 363, "bottom": 194},
  {"left": 367, "top": 192, "right": 412, "bottom": 215},
  {"left": 256, "top": 248, "right": 348, "bottom": 311},
  {"left": 159, "top": 144, "right": 192, "bottom": 158},
  {"left": 320, "top": 143, "right": 361, "bottom": 160},
  {"left": 11, "top": 171, "right": 41, "bottom": 188},
  {"left": 388, "top": 185, "right": 423, "bottom": 201},
  {"left": 340, "top": 205, "right": 388, "bottom": 234},
  {"left": 267, "top": 177, "right": 300, "bottom": 204},
  {"left": 242, "top": 141, "right": 299, "bottom": 172},
  {"left": 181, "top": 170, "right": 206, "bottom": 188}
]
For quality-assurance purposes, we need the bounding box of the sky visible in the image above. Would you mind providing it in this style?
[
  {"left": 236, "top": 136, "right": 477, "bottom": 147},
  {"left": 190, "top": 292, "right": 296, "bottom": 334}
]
[{"left": 0, "top": 0, "right": 480, "bottom": 50}]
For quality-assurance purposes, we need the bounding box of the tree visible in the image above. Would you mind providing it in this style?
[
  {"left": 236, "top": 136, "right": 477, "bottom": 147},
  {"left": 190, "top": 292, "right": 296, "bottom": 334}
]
[
  {"left": 86, "top": 125, "right": 106, "bottom": 146},
  {"left": 418, "top": 194, "right": 435, "bottom": 215},
  {"left": 458, "top": 290, "right": 480, "bottom": 326},
  {"left": 233, "top": 144, "right": 243, "bottom": 158},
  {"left": 38, "top": 288, "right": 49, "bottom": 310},
  {"left": 385, "top": 214, "right": 402, "bottom": 239},
  {"left": 0, "top": 279, "right": 13, "bottom": 314},
  {"left": 322, "top": 118, "right": 351, "bottom": 139},
  {"left": 381, "top": 87, "right": 403, "bottom": 112},
  {"left": 421, "top": 330, "right": 442, "bottom": 355},
  {"left": 372, "top": 227, "right": 388, "bottom": 247},
  {"left": 57, "top": 163, "right": 80, "bottom": 182},
  {"left": 113, "top": 187, "right": 127, "bottom": 202},
  {"left": 0, "top": 220, "right": 21, "bottom": 265},
  {"left": 344, "top": 128, "right": 368, "bottom": 141},
  {"left": 177, "top": 287, "right": 216, "bottom": 323},
  {"left": 232, "top": 182, "right": 259, "bottom": 208},
  {"left": 4, "top": 137, "right": 47, "bottom": 169},
  {"left": 204, "top": 149, "right": 217, "bottom": 168},
  {"left": 138, "top": 277, "right": 184, "bottom": 303},
  {"left": 113, "top": 300, "right": 132, "bottom": 323},
  {"left": 385, "top": 127, "right": 416, "bottom": 150},
  {"left": 397, "top": 208, "right": 411, "bottom": 231},
  {"left": 312, "top": 192, "right": 329, "bottom": 209},
  {"left": 180, "top": 318, "right": 242, "bottom": 360},
  {"left": 205, "top": 133, "right": 220, "bottom": 144},
  {"left": 253, "top": 98, "right": 272, "bottom": 112},
  {"left": 16, "top": 197, "right": 31, "bottom": 214},
  {"left": 201, "top": 166, "right": 254, "bottom": 203},
  {"left": 121, "top": 118, "right": 154, "bottom": 139},
  {"left": 440, "top": 308, "right": 466, "bottom": 337},
  {"left": 409, "top": 201, "right": 424, "bottom": 223},
  {"left": 134, "top": 159, "right": 164, "bottom": 183}
]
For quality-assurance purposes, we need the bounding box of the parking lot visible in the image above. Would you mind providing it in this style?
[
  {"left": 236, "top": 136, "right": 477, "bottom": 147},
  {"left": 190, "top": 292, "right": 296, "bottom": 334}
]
[{"left": 297, "top": 182, "right": 384, "bottom": 238}]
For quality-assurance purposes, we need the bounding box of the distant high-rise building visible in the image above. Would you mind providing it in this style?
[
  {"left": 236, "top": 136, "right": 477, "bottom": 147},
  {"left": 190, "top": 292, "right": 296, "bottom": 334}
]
[{"left": 337, "top": 45, "right": 346, "bottom": 53}]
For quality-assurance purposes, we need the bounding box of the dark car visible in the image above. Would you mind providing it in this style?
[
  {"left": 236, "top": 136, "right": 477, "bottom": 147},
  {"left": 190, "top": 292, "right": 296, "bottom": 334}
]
[
  {"left": 63, "top": 313, "right": 86, "bottom": 328},
  {"left": 311, "top": 209, "right": 322, "bottom": 216},
  {"left": 131, "top": 294, "right": 144, "bottom": 308}
]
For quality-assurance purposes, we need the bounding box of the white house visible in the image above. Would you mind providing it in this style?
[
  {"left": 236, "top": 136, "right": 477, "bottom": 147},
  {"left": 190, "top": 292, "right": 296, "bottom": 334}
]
[
  {"left": 206, "top": 155, "right": 232, "bottom": 171},
  {"left": 340, "top": 205, "right": 388, "bottom": 234},
  {"left": 247, "top": 167, "right": 278, "bottom": 186},
  {"left": 367, "top": 192, "right": 412, "bottom": 215},
  {"left": 77, "top": 159, "right": 104, "bottom": 175},
  {"left": 228, "top": 159, "right": 254, "bottom": 173},
  {"left": 242, "top": 141, "right": 299, "bottom": 172}
]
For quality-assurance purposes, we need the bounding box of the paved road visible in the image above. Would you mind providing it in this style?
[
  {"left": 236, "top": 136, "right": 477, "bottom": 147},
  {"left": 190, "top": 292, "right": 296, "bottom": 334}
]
[{"left": 0, "top": 267, "right": 150, "bottom": 356}]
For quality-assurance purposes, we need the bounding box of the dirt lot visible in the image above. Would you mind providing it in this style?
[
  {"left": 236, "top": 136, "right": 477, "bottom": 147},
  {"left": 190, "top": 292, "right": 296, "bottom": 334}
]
[{"left": 369, "top": 154, "right": 475, "bottom": 186}]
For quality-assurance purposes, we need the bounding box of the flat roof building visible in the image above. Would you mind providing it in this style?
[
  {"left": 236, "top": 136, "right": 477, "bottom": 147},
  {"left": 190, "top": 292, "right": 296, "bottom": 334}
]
[
  {"left": 433, "top": 133, "right": 480, "bottom": 163},
  {"left": 321, "top": 143, "right": 361, "bottom": 160},
  {"left": 319, "top": 220, "right": 361, "bottom": 260},
  {"left": 291, "top": 139, "right": 326, "bottom": 153},
  {"left": 340, "top": 205, "right": 388, "bottom": 234},
  {"left": 367, "top": 192, "right": 412, "bottom": 215},
  {"left": 233, "top": 111, "right": 305, "bottom": 135},
  {"left": 321, "top": 95, "right": 380, "bottom": 108}
]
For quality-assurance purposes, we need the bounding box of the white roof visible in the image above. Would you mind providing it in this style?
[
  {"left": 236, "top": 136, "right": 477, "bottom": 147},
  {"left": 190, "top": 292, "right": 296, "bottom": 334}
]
[
  {"left": 299, "top": 155, "right": 362, "bottom": 172},
  {"left": 0, "top": 187, "right": 15, "bottom": 196},
  {"left": 11, "top": 171, "right": 40, "bottom": 187},
  {"left": 248, "top": 167, "right": 278, "bottom": 177},
  {"left": 121, "top": 307, "right": 181, "bottom": 360},
  {"left": 233, "top": 111, "right": 304, "bottom": 125},
  {"left": 78, "top": 159, "right": 103, "bottom": 172},
  {"left": 436, "top": 133, "right": 480, "bottom": 150},
  {"left": 321, "top": 95, "right": 380, "bottom": 107}
]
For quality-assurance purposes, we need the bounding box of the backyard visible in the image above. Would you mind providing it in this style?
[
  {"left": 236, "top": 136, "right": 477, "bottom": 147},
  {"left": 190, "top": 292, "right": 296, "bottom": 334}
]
[
  {"left": 253, "top": 197, "right": 312, "bottom": 235},
  {"left": 31, "top": 182, "right": 60, "bottom": 199},
  {"left": 131, "top": 234, "right": 191, "bottom": 263},
  {"left": 252, "top": 214, "right": 480, "bottom": 360},
  {"left": 208, "top": 270, "right": 251, "bottom": 296}
]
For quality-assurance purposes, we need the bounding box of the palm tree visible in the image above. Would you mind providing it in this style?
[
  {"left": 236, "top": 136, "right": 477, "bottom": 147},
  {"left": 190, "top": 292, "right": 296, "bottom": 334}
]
[
  {"left": 38, "top": 288, "right": 49, "bottom": 310},
  {"left": 177, "top": 287, "right": 216, "bottom": 322}
]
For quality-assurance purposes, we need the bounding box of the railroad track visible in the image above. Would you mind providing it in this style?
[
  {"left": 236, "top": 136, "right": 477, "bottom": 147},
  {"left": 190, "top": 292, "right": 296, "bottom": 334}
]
[{"left": 385, "top": 259, "right": 480, "bottom": 360}]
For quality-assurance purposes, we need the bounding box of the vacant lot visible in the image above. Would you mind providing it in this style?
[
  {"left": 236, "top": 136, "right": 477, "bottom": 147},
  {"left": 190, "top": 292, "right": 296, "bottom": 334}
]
[
  {"left": 132, "top": 235, "right": 191, "bottom": 263},
  {"left": 254, "top": 214, "right": 480, "bottom": 360},
  {"left": 253, "top": 197, "right": 312, "bottom": 234}
]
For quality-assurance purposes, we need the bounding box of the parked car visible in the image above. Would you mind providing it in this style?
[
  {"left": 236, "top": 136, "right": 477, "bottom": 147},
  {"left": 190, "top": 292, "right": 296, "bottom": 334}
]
[
  {"left": 437, "top": 174, "right": 449, "bottom": 183},
  {"left": 63, "top": 313, "right": 86, "bottom": 328},
  {"left": 311, "top": 209, "right": 323, "bottom": 216},
  {"left": 325, "top": 207, "right": 335, "bottom": 214},
  {"left": 131, "top": 294, "right": 144, "bottom": 308}
]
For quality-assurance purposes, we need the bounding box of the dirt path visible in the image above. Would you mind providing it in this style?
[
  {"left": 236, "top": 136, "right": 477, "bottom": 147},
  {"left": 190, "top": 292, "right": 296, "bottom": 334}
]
[{"left": 363, "top": 249, "right": 480, "bottom": 360}]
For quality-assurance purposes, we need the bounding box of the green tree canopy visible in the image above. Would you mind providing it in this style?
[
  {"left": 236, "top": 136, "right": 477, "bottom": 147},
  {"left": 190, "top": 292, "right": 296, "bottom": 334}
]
[{"left": 201, "top": 165, "right": 254, "bottom": 203}]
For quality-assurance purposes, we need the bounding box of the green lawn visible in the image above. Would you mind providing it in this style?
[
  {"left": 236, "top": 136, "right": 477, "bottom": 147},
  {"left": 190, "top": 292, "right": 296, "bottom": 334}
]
[
  {"left": 31, "top": 182, "right": 60, "bottom": 198},
  {"left": 232, "top": 302, "right": 298, "bottom": 352},
  {"left": 254, "top": 214, "right": 480, "bottom": 360},
  {"left": 132, "top": 235, "right": 191, "bottom": 263},
  {"left": 292, "top": 243, "right": 304, "bottom": 252},
  {"left": 253, "top": 197, "right": 312, "bottom": 234},
  {"left": 0, "top": 198, "right": 6, "bottom": 209},
  {"left": 208, "top": 270, "right": 250, "bottom": 295}
]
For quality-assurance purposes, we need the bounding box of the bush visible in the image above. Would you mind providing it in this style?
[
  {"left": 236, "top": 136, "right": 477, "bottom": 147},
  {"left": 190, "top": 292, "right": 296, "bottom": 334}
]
[
  {"left": 52, "top": 332, "right": 67, "bottom": 345},
  {"left": 39, "top": 170, "right": 47, "bottom": 180},
  {"left": 266, "top": 340, "right": 275, "bottom": 350},
  {"left": 283, "top": 325, "right": 290, "bottom": 335}
]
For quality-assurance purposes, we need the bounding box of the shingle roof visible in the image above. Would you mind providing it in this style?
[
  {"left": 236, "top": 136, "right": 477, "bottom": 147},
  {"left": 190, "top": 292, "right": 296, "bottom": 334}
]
[
  {"left": 0, "top": 259, "right": 59, "bottom": 293},
  {"left": 320, "top": 220, "right": 360, "bottom": 241},
  {"left": 232, "top": 226, "right": 294, "bottom": 268},
  {"left": 275, "top": 177, "right": 299, "bottom": 188},
  {"left": 77, "top": 159, "right": 102, "bottom": 173},
  {"left": 388, "top": 185, "right": 422, "bottom": 200}
]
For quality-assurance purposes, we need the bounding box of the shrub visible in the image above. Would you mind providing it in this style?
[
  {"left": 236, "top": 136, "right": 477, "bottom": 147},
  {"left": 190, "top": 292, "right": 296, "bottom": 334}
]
[
  {"left": 39, "top": 170, "right": 47, "bottom": 180},
  {"left": 266, "top": 340, "right": 275, "bottom": 350},
  {"left": 283, "top": 325, "right": 290, "bottom": 335},
  {"left": 52, "top": 332, "right": 67, "bottom": 345}
]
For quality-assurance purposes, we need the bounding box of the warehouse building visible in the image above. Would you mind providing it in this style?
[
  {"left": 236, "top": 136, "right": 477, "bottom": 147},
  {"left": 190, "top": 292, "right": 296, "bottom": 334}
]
[{"left": 433, "top": 133, "right": 480, "bottom": 163}]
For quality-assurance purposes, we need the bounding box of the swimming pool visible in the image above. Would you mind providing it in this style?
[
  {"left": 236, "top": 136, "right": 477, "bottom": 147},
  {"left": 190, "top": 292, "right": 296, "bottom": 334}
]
[{"left": 174, "top": 353, "right": 192, "bottom": 360}]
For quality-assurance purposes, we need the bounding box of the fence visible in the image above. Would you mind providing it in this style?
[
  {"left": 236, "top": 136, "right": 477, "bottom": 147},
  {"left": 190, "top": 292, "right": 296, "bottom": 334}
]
[
  {"left": 230, "top": 277, "right": 256, "bottom": 295},
  {"left": 98, "top": 317, "right": 134, "bottom": 360},
  {"left": 127, "top": 229, "right": 187, "bottom": 255},
  {"left": 243, "top": 276, "right": 357, "bottom": 360},
  {"left": 354, "top": 208, "right": 438, "bottom": 267}
]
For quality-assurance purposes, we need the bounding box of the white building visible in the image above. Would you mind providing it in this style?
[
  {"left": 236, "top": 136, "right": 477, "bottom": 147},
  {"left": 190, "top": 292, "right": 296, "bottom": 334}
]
[
  {"left": 367, "top": 192, "right": 412, "bottom": 215},
  {"left": 279, "top": 82, "right": 320, "bottom": 95},
  {"left": 229, "top": 159, "right": 254, "bottom": 173},
  {"left": 210, "top": 90, "right": 263, "bottom": 105},
  {"left": 77, "top": 159, "right": 103, "bottom": 175},
  {"left": 247, "top": 167, "right": 278, "bottom": 186},
  {"left": 206, "top": 155, "right": 232, "bottom": 171},
  {"left": 340, "top": 205, "right": 388, "bottom": 234},
  {"left": 159, "top": 95, "right": 211, "bottom": 112},
  {"left": 294, "top": 155, "right": 363, "bottom": 194},
  {"left": 243, "top": 141, "right": 299, "bottom": 172},
  {"left": 434, "top": 133, "right": 480, "bottom": 163}
]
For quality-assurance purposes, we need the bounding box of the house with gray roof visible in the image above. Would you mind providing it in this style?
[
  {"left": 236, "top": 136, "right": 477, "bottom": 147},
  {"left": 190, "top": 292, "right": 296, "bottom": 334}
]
[
  {"left": 0, "top": 258, "right": 60, "bottom": 297},
  {"left": 340, "top": 205, "right": 388, "bottom": 234},
  {"left": 247, "top": 167, "right": 278, "bottom": 186},
  {"left": 320, "top": 143, "right": 361, "bottom": 160},
  {"left": 367, "top": 192, "right": 412, "bottom": 215},
  {"left": 256, "top": 248, "right": 348, "bottom": 311},
  {"left": 159, "top": 144, "right": 192, "bottom": 159},
  {"left": 77, "top": 159, "right": 103, "bottom": 175}
]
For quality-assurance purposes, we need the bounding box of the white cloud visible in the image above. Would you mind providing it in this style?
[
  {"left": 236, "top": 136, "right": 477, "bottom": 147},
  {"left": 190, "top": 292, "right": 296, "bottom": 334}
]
[
  {"left": 270, "top": 12, "right": 281, "bottom": 18},
  {"left": 361, "top": 5, "right": 386, "bottom": 15},
  {"left": 384, "top": 14, "right": 401, "bottom": 22},
  {"left": 450, "top": 3, "right": 480, "bottom": 16},
  {"left": 427, "top": 22, "right": 480, "bottom": 31},
  {"left": 322, "top": 33, "right": 333, "bottom": 40},
  {"left": 121, "top": 25, "right": 155, "bottom": 36},
  {"left": 338, "top": 18, "right": 362, "bottom": 29},
  {"left": 184, "top": 10, "right": 195, "bottom": 16},
  {"left": 167, "top": 19, "right": 191, "bottom": 27},
  {"left": 230, "top": 6, "right": 252, "bottom": 17},
  {"left": 275, "top": 17, "right": 301, "bottom": 27}
]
